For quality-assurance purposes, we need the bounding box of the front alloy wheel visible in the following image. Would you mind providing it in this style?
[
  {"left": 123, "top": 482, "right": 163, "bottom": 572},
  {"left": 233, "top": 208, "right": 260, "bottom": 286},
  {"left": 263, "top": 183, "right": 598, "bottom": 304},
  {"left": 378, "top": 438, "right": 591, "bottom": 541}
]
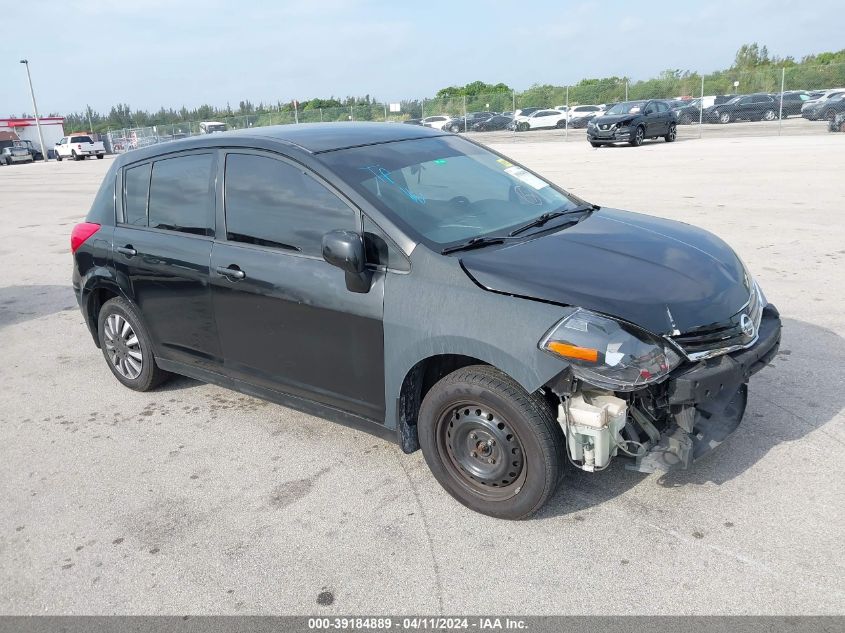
[
  {"left": 719, "top": 112, "right": 731, "bottom": 124},
  {"left": 762, "top": 109, "right": 776, "bottom": 121},
  {"left": 630, "top": 126, "right": 645, "bottom": 146},
  {"left": 665, "top": 123, "right": 677, "bottom": 142},
  {"left": 418, "top": 365, "right": 564, "bottom": 520}
]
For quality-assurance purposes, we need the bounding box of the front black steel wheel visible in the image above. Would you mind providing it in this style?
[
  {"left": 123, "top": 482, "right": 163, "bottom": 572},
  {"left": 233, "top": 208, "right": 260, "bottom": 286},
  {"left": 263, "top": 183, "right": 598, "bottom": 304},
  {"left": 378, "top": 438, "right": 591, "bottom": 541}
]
[
  {"left": 437, "top": 403, "right": 526, "bottom": 500},
  {"left": 418, "top": 365, "right": 564, "bottom": 519}
]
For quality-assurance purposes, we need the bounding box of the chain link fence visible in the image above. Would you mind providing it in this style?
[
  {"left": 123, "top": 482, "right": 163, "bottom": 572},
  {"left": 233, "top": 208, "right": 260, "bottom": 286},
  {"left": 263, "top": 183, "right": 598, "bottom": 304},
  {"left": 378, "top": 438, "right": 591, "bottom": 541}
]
[{"left": 103, "top": 62, "right": 845, "bottom": 153}]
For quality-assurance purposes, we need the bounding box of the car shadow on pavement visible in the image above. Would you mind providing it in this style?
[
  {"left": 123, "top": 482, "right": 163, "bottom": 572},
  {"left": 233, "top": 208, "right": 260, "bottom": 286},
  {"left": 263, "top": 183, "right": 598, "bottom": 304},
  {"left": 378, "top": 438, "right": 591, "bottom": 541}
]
[
  {"left": 537, "top": 317, "right": 844, "bottom": 517},
  {"left": 0, "top": 284, "right": 77, "bottom": 330}
]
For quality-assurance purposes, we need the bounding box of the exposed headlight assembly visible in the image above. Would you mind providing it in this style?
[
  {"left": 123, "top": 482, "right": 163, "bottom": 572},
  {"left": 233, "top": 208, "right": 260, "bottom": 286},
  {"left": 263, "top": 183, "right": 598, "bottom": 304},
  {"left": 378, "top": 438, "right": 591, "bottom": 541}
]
[{"left": 540, "top": 309, "right": 682, "bottom": 391}]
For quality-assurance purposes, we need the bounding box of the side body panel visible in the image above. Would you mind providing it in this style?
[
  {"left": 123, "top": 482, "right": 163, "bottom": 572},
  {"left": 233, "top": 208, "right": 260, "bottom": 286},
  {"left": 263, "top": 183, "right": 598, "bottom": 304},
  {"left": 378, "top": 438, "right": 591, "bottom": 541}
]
[
  {"left": 210, "top": 241, "right": 387, "bottom": 421},
  {"left": 112, "top": 227, "right": 220, "bottom": 369},
  {"left": 381, "top": 245, "right": 570, "bottom": 430}
]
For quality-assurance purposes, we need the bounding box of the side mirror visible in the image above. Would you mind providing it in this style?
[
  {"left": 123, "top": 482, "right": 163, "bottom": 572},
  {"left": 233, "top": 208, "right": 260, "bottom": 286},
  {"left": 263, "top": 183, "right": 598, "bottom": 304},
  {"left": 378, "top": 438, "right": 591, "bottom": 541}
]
[{"left": 321, "top": 230, "right": 371, "bottom": 293}]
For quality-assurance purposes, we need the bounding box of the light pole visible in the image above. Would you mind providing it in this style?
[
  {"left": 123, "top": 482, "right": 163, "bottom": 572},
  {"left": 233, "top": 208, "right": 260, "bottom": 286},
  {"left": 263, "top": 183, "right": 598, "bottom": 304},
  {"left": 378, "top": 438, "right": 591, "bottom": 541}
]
[{"left": 20, "top": 59, "right": 48, "bottom": 162}]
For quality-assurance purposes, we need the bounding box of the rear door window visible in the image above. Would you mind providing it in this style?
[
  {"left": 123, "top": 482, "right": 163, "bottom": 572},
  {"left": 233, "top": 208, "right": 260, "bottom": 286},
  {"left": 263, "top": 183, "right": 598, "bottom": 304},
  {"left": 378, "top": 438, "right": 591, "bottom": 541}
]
[
  {"left": 148, "top": 153, "right": 215, "bottom": 236},
  {"left": 224, "top": 153, "right": 356, "bottom": 256},
  {"left": 123, "top": 163, "right": 151, "bottom": 226}
]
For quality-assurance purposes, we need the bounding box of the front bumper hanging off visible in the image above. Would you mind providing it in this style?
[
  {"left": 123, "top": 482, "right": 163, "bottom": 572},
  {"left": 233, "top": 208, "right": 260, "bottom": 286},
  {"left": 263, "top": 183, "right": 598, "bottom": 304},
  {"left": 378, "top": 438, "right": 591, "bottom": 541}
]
[{"left": 629, "top": 305, "right": 782, "bottom": 473}]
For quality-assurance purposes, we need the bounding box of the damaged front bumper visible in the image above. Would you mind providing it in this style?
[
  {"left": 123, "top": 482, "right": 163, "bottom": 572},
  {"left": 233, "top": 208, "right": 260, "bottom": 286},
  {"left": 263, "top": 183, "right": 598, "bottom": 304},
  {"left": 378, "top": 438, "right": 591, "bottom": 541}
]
[
  {"left": 629, "top": 304, "right": 782, "bottom": 472},
  {"left": 557, "top": 304, "right": 782, "bottom": 474}
]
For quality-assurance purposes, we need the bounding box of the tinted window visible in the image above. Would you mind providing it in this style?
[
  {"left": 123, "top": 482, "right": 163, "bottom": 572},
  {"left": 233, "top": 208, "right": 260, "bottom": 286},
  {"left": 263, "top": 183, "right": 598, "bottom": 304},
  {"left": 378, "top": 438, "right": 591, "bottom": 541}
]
[
  {"left": 148, "top": 153, "right": 214, "bottom": 236},
  {"left": 656, "top": 102, "right": 669, "bottom": 113},
  {"left": 70, "top": 136, "right": 93, "bottom": 143},
  {"left": 123, "top": 163, "right": 151, "bottom": 226},
  {"left": 224, "top": 153, "right": 356, "bottom": 256}
]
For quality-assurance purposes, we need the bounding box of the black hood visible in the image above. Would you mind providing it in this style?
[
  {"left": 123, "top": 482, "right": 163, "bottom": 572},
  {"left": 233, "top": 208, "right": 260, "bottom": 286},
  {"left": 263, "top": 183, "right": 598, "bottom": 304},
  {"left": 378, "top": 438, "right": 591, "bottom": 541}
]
[{"left": 460, "top": 208, "right": 751, "bottom": 335}]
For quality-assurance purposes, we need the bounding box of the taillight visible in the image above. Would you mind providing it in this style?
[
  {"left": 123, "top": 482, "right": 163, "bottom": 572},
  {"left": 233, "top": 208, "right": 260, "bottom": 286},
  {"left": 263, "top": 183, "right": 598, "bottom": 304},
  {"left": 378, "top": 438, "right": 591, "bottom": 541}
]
[
  {"left": 71, "top": 222, "right": 100, "bottom": 253},
  {"left": 77, "top": 144, "right": 82, "bottom": 150}
]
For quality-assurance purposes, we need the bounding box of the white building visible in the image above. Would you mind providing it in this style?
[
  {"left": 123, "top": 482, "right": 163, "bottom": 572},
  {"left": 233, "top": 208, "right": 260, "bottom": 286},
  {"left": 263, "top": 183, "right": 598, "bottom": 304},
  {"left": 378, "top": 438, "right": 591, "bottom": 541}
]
[{"left": 0, "top": 117, "right": 65, "bottom": 153}]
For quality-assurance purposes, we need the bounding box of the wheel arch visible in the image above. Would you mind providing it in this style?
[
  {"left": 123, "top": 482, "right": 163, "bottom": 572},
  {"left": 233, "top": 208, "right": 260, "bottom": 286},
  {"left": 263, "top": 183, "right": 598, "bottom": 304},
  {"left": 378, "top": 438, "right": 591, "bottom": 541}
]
[
  {"left": 82, "top": 277, "right": 132, "bottom": 347},
  {"left": 394, "top": 346, "right": 559, "bottom": 454}
]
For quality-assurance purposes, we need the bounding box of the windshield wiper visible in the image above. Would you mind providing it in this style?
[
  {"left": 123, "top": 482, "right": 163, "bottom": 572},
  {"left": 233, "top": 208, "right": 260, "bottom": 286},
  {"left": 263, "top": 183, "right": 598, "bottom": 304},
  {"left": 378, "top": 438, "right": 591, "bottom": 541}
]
[
  {"left": 508, "top": 204, "right": 599, "bottom": 236},
  {"left": 441, "top": 235, "right": 518, "bottom": 255}
]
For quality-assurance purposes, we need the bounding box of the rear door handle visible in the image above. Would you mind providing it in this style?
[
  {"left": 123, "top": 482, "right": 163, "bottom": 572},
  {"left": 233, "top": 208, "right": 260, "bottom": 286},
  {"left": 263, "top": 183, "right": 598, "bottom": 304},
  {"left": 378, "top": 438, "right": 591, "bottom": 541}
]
[
  {"left": 216, "top": 265, "right": 245, "bottom": 280},
  {"left": 116, "top": 245, "right": 137, "bottom": 257}
]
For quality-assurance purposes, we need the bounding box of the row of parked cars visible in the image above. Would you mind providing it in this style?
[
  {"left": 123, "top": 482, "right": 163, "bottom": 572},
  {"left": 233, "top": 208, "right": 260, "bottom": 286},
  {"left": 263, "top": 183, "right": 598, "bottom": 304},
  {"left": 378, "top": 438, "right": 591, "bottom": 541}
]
[
  {"left": 406, "top": 105, "right": 607, "bottom": 134},
  {"left": 669, "top": 88, "right": 845, "bottom": 124},
  {"left": 405, "top": 87, "right": 845, "bottom": 135}
]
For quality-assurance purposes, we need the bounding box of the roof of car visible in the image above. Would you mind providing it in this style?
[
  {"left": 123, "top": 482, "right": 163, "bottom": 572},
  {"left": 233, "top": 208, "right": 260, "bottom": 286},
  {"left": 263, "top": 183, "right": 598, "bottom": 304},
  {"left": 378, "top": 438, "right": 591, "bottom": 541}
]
[
  {"left": 237, "top": 122, "right": 448, "bottom": 152},
  {"left": 115, "top": 122, "right": 451, "bottom": 166}
]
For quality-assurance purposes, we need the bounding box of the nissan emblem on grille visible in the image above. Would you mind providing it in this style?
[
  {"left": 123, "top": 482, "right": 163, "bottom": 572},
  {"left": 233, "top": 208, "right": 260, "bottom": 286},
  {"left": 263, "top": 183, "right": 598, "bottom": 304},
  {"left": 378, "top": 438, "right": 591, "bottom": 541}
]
[{"left": 740, "top": 313, "right": 755, "bottom": 338}]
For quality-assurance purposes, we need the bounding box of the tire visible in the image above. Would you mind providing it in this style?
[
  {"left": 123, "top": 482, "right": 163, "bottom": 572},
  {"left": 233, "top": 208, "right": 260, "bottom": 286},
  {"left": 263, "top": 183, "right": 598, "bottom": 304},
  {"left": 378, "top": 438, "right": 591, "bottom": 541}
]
[
  {"left": 589, "top": 141, "right": 602, "bottom": 148},
  {"left": 824, "top": 109, "right": 836, "bottom": 121},
  {"left": 97, "top": 297, "right": 170, "bottom": 392},
  {"left": 56, "top": 154, "right": 63, "bottom": 162},
  {"left": 96, "top": 154, "right": 104, "bottom": 159},
  {"left": 449, "top": 124, "right": 460, "bottom": 133},
  {"left": 762, "top": 109, "right": 776, "bottom": 121},
  {"left": 418, "top": 365, "right": 564, "bottom": 520},
  {"left": 629, "top": 125, "right": 645, "bottom": 146},
  {"left": 518, "top": 122, "right": 529, "bottom": 132},
  {"left": 664, "top": 123, "right": 677, "bottom": 142},
  {"left": 556, "top": 119, "right": 567, "bottom": 129},
  {"left": 719, "top": 112, "right": 731, "bottom": 124},
  {"left": 72, "top": 151, "right": 80, "bottom": 161}
]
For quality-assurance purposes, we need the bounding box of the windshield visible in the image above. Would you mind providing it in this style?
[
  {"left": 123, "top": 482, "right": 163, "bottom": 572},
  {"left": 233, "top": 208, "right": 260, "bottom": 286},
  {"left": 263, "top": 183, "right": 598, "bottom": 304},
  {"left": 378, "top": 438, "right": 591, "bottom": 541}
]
[
  {"left": 321, "top": 136, "right": 582, "bottom": 248},
  {"left": 606, "top": 101, "right": 646, "bottom": 115}
]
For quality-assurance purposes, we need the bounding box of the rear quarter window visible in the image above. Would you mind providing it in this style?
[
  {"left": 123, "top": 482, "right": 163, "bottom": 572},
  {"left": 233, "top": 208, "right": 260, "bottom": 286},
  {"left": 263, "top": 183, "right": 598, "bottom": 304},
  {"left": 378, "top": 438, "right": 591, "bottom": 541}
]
[{"left": 123, "top": 163, "right": 151, "bottom": 226}]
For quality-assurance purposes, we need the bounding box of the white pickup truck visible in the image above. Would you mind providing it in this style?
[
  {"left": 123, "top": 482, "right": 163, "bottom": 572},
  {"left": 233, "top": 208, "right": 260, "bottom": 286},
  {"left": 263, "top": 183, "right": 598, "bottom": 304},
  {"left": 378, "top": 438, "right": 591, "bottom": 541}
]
[{"left": 55, "top": 134, "right": 106, "bottom": 161}]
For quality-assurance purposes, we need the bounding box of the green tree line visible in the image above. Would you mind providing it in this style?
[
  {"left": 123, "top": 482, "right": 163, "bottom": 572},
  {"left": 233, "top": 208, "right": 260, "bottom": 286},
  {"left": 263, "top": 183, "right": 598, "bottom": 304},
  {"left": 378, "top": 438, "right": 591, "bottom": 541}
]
[{"left": 58, "top": 44, "right": 845, "bottom": 132}]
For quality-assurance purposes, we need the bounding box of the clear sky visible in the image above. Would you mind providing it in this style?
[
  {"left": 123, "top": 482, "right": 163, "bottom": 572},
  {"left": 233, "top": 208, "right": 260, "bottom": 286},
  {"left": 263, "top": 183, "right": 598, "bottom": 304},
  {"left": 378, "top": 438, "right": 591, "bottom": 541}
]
[{"left": 1, "top": 0, "right": 841, "bottom": 116}]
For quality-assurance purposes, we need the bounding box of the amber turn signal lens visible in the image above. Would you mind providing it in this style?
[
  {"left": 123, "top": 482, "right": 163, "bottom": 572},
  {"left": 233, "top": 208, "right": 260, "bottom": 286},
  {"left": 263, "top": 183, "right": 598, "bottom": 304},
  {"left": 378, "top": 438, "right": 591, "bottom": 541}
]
[{"left": 545, "top": 341, "right": 599, "bottom": 363}]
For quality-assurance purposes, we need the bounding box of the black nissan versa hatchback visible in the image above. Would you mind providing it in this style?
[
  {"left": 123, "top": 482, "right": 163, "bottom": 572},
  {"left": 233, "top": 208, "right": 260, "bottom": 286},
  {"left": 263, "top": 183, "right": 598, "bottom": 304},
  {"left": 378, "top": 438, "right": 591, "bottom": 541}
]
[{"left": 72, "top": 123, "right": 781, "bottom": 519}]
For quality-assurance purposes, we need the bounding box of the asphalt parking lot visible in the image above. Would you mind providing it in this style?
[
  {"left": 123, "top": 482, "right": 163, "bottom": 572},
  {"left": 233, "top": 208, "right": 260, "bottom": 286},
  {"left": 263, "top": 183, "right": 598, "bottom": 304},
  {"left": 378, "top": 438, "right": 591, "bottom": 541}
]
[{"left": 1, "top": 134, "right": 843, "bottom": 615}]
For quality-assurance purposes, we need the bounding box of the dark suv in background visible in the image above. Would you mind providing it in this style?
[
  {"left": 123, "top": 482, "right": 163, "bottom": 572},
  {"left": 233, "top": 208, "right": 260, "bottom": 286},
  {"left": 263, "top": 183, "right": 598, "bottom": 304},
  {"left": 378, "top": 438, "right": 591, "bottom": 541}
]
[
  {"left": 703, "top": 93, "right": 779, "bottom": 123},
  {"left": 71, "top": 123, "right": 780, "bottom": 519},
  {"left": 587, "top": 100, "right": 677, "bottom": 146}
]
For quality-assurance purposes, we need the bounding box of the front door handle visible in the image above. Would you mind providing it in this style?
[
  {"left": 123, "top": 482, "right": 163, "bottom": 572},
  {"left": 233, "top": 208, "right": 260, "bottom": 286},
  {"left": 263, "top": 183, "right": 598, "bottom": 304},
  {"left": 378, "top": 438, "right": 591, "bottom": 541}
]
[
  {"left": 216, "top": 265, "right": 245, "bottom": 280},
  {"left": 116, "top": 245, "right": 137, "bottom": 257}
]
